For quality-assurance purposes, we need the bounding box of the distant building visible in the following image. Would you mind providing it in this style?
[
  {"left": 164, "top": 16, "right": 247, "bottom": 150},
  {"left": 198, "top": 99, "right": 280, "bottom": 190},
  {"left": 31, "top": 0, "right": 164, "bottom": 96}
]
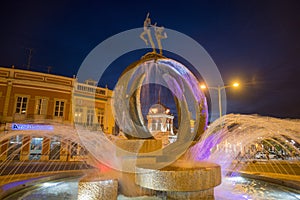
[
  {"left": 146, "top": 103, "right": 176, "bottom": 146},
  {"left": 74, "top": 79, "right": 114, "bottom": 133},
  {"left": 0, "top": 66, "right": 114, "bottom": 161}
]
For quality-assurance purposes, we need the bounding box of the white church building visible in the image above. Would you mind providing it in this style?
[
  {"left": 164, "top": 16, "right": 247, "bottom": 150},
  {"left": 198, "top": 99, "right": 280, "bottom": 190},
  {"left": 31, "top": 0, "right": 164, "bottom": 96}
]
[{"left": 146, "top": 103, "right": 176, "bottom": 146}]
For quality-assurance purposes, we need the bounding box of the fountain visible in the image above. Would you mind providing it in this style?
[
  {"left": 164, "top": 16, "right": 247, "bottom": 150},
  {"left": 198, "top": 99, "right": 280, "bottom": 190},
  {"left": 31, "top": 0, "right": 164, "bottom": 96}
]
[
  {"left": 0, "top": 115, "right": 299, "bottom": 199},
  {"left": 1, "top": 113, "right": 299, "bottom": 200},
  {"left": 55, "top": 49, "right": 300, "bottom": 199},
  {"left": 0, "top": 15, "right": 300, "bottom": 200}
]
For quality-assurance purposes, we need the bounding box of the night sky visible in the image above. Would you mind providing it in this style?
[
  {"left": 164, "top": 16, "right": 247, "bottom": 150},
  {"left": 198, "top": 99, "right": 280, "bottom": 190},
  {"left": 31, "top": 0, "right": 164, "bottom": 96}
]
[{"left": 0, "top": 1, "right": 299, "bottom": 119}]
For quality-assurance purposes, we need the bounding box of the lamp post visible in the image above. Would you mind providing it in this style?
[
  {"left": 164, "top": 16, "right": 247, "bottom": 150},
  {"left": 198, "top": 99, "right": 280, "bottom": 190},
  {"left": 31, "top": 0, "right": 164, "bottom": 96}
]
[
  {"left": 201, "top": 82, "right": 240, "bottom": 153},
  {"left": 200, "top": 82, "right": 239, "bottom": 118}
]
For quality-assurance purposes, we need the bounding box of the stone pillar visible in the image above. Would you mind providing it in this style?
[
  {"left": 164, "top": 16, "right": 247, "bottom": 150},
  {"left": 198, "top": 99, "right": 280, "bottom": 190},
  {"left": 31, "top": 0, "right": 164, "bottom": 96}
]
[
  {"left": 3, "top": 81, "right": 13, "bottom": 120},
  {"left": 170, "top": 119, "right": 174, "bottom": 134},
  {"left": 41, "top": 137, "right": 50, "bottom": 161},
  {"left": 147, "top": 118, "right": 152, "bottom": 131},
  {"left": 60, "top": 140, "right": 69, "bottom": 161},
  {"left": 0, "top": 139, "right": 8, "bottom": 161},
  {"left": 20, "top": 136, "right": 30, "bottom": 161}
]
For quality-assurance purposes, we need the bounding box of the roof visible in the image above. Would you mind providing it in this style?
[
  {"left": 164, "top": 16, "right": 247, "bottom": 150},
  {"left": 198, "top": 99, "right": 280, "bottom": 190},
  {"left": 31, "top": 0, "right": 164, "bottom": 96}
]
[{"left": 148, "top": 103, "right": 170, "bottom": 115}]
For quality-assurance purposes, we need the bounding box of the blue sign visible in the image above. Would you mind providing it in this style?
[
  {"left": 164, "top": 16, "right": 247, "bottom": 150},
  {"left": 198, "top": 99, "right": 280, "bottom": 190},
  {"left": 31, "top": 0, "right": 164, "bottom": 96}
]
[{"left": 11, "top": 123, "right": 54, "bottom": 131}]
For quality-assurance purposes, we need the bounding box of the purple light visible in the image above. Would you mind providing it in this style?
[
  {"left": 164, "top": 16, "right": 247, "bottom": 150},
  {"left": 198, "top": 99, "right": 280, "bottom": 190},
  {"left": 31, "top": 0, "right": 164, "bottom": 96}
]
[
  {"left": 1, "top": 177, "right": 41, "bottom": 191},
  {"left": 11, "top": 123, "right": 54, "bottom": 131}
]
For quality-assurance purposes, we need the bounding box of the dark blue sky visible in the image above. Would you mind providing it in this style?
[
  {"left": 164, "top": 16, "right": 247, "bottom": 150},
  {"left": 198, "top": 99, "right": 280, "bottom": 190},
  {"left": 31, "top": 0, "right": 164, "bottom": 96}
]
[{"left": 0, "top": 1, "right": 299, "bottom": 118}]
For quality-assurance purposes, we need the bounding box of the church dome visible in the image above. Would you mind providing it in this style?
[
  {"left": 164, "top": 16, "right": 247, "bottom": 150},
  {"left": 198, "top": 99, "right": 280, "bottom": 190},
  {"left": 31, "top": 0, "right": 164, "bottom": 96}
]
[{"left": 148, "top": 103, "right": 170, "bottom": 115}]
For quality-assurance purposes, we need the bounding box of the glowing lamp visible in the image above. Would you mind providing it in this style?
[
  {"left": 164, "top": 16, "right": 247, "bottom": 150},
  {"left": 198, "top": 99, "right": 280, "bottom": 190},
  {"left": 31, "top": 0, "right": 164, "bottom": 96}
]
[
  {"left": 233, "top": 82, "right": 239, "bottom": 87},
  {"left": 200, "top": 84, "right": 207, "bottom": 89}
]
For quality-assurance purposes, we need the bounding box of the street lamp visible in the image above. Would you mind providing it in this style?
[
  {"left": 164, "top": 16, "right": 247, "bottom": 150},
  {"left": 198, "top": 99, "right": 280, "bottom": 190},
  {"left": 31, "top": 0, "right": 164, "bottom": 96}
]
[{"left": 200, "top": 82, "right": 239, "bottom": 118}]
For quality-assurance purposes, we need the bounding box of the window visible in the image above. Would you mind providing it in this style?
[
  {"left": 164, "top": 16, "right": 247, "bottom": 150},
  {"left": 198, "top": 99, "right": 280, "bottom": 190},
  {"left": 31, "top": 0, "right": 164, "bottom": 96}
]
[
  {"left": 10, "top": 135, "right": 22, "bottom": 145},
  {"left": 54, "top": 101, "right": 64, "bottom": 117},
  {"left": 75, "top": 107, "right": 83, "bottom": 123},
  {"left": 152, "top": 119, "right": 157, "bottom": 131},
  {"left": 77, "top": 85, "right": 83, "bottom": 91},
  {"left": 96, "top": 89, "right": 106, "bottom": 95},
  {"left": 157, "top": 119, "right": 162, "bottom": 131},
  {"left": 86, "top": 109, "right": 94, "bottom": 126},
  {"left": 36, "top": 98, "right": 47, "bottom": 115},
  {"left": 15, "top": 96, "right": 28, "bottom": 114},
  {"left": 77, "top": 84, "right": 96, "bottom": 93},
  {"left": 97, "top": 109, "right": 104, "bottom": 129},
  {"left": 49, "top": 136, "right": 61, "bottom": 160},
  {"left": 29, "top": 137, "right": 43, "bottom": 160},
  {"left": 8, "top": 135, "right": 23, "bottom": 160}
]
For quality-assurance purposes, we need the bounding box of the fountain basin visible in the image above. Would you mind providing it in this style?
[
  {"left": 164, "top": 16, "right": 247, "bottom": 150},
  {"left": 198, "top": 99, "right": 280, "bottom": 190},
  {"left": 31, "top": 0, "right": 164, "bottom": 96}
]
[
  {"left": 78, "top": 178, "right": 118, "bottom": 200},
  {"left": 135, "top": 160, "right": 221, "bottom": 199}
]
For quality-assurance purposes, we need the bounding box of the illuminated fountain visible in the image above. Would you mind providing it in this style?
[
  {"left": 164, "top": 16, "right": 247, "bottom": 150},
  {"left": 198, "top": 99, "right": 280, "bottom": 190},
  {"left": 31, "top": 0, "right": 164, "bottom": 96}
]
[
  {"left": 1, "top": 113, "right": 299, "bottom": 199},
  {"left": 109, "top": 52, "right": 220, "bottom": 199},
  {"left": 75, "top": 49, "right": 300, "bottom": 199},
  {"left": 0, "top": 107, "right": 300, "bottom": 199},
  {"left": 0, "top": 49, "right": 222, "bottom": 199},
  {"left": 185, "top": 114, "right": 300, "bottom": 168},
  {"left": 74, "top": 15, "right": 221, "bottom": 199},
  {"left": 183, "top": 114, "right": 300, "bottom": 199},
  {"left": 0, "top": 15, "right": 300, "bottom": 200}
]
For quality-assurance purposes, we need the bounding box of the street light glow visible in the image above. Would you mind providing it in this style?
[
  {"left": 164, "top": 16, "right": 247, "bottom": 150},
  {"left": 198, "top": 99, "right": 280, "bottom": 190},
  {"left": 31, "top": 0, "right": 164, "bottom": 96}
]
[
  {"left": 233, "top": 82, "right": 239, "bottom": 87},
  {"left": 199, "top": 80, "right": 240, "bottom": 118},
  {"left": 200, "top": 84, "right": 207, "bottom": 89}
]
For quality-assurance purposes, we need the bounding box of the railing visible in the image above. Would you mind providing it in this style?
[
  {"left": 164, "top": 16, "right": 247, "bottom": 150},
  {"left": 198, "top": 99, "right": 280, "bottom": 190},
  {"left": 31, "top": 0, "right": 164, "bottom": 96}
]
[{"left": 75, "top": 83, "right": 107, "bottom": 96}]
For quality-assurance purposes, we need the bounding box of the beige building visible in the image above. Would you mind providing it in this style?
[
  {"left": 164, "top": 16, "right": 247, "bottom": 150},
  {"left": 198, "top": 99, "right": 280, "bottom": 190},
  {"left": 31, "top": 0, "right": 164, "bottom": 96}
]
[
  {"left": 73, "top": 79, "right": 114, "bottom": 133},
  {"left": 0, "top": 66, "right": 114, "bottom": 161}
]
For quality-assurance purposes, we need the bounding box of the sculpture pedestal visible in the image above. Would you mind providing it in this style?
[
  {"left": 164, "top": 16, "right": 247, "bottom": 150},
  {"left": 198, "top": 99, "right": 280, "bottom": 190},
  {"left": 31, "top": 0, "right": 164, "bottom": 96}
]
[
  {"left": 78, "top": 178, "right": 118, "bottom": 200},
  {"left": 136, "top": 160, "right": 221, "bottom": 200}
]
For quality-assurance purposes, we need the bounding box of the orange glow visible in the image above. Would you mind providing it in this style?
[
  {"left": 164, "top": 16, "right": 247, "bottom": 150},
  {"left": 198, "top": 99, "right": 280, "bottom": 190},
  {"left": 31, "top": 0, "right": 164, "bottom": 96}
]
[
  {"left": 200, "top": 84, "right": 207, "bottom": 89},
  {"left": 233, "top": 82, "right": 239, "bottom": 87}
]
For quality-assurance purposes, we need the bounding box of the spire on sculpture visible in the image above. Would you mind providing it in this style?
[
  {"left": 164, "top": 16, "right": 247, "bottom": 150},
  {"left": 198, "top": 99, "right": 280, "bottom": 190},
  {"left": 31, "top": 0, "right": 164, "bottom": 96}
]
[{"left": 140, "top": 13, "right": 167, "bottom": 55}]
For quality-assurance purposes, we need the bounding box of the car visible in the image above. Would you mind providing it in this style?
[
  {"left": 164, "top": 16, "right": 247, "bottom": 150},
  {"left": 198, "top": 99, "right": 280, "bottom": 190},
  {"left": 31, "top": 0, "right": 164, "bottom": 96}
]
[
  {"left": 268, "top": 151, "right": 278, "bottom": 159},
  {"left": 255, "top": 151, "right": 265, "bottom": 159},
  {"left": 255, "top": 151, "right": 278, "bottom": 159}
]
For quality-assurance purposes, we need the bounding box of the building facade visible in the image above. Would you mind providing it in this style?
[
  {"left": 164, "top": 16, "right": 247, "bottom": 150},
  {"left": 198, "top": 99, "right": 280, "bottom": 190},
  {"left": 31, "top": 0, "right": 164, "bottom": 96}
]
[
  {"left": 73, "top": 79, "right": 114, "bottom": 133},
  {"left": 147, "top": 103, "right": 175, "bottom": 146},
  {"left": 0, "top": 66, "right": 114, "bottom": 161}
]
